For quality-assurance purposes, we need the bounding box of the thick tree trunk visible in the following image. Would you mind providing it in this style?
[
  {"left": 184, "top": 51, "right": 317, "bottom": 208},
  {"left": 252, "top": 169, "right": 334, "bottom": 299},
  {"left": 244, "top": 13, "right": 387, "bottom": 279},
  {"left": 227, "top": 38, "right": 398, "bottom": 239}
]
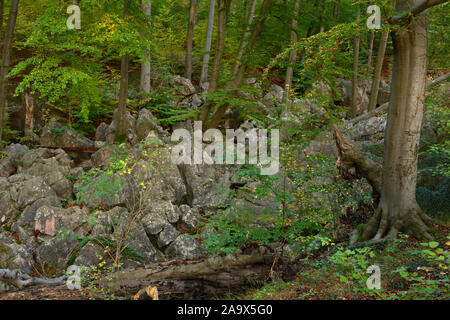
[
  {"left": 283, "top": 0, "right": 301, "bottom": 115},
  {"left": 368, "top": 31, "right": 389, "bottom": 111},
  {"left": 140, "top": 0, "right": 151, "bottom": 93},
  {"left": 199, "top": 0, "right": 216, "bottom": 93},
  {"left": 184, "top": 0, "right": 198, "bottom": 80},
  {"left": 361, "top": 30, "right": 375, "bottom": 106},
  {"left": 116, "top": 0, "right": 130, "bottom": 140},
  {"left": 0, "top": 0, "right": 19, "bottom": 143},
  {"left": 0, "top": 269, "right": 67, "bottom": 289},
  {"left": 0, "top": 0, "right": 4, "bottom": 46},
  {"left": 351, "top": 7, "right": 361, "bottom": 118},
  {"left": 231, "top": 0, "right": 258, "bottom": 77},
  {"left": 362, "top": 0, "right": 433, "bottom": 241}
]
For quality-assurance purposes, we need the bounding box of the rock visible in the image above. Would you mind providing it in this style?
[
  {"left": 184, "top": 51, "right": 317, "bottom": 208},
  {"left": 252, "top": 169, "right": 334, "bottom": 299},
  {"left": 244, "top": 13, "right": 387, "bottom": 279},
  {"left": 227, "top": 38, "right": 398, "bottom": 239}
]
[
  {"left": 122, "top": 224, "right": 165, "bottom": 263},
  {"left": 190, "top": 94, "right": 203, "bottom": 109},
  {"left": 91, "top": 145, "right": 118, "bottom": 169},
  {"left": 0, "top": 158, "right": 14, "bottom": 177},
  {"left": 16, "top": 196, "right": 61, "bottom": 231},
  {"left": 141, "top": 206, "right": 170, "bottom": 235},
  {"left": 165, "top": 236, "right": 203, "bottom": 259},
  {"left": 95, "top": 122, "right": 109, "bottom": 142},
  {"left": 420, "top": 123, "right": 439, "bottom": 147},
  {"left": 179, "top": 164, "right": 233, "bottom": 211},
  {"left": 105, "top": 109, "right": 138, "bottom": 145},
  {"left": 73, "top": 242, "right": 104, "bottom": 266},
  {"left": 157, "top": 225, "right": 180, "bottom": 247},
  {"left": 135, "top": 108, "right": 162, "bottom": 141},
  {"left": 5, "top": 144, "right": 28, "bottom": 164},
  {"left": 34, "top": 205, "right": 90, "bottom": 237},
  {"left": 345, "top": 115, "right": 386, "bottom": 145},
  {"left": 179, "top": 205, "right": 201, "bottom": 229},
  {"left": 17, "top": 176, "right": 57, "bottom": 209},
  {"left": 171, "top": 75, "right": 196, "bottom": 96},
  {"left": 0, "top": 234, "right": 33, "bottom": 274},
  {"left": 377, "top": 88, "right": 390, "bottom": 106},
  {"left": 0, "top": 191, "right": 18, "bottom": 226},
  {"left": 40, "top": 122, "right": 94, "bottom": 148},
  {"left": 36, "top": 237, "right": 79, "bottom": 274}
]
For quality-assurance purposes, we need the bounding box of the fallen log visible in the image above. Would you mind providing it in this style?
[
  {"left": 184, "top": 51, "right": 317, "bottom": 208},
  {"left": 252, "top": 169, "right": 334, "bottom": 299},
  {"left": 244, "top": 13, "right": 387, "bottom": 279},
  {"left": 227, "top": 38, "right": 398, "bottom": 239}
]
[
  {"left": 36, "top": 145, "right": 99, "bottom": 153},
  {"left": 0, "top": 269, "right": 67, "bottom": 289},
  {"left": 104, "top": 254, "right": 278, "bottom": 299}
]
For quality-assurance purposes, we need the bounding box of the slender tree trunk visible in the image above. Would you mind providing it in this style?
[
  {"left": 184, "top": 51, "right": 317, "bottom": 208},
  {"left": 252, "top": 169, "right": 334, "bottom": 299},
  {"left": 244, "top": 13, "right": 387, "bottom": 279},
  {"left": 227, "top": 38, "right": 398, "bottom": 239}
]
[
  {"left": 362, "top": 0, "right": 432, "bottom": 241},
  {"left": 361, "top": 30, "right": 375, "bottom": 112},
  {"left": 283, "top": 0, "right": 301, "bottom": 115},
  {"left": 185, "top": 0, "right": 198, "bottom": 80},
  {"left": 368, "top": 30, "right": 389, "bottom": 111},
  {"left": 207, "top": 0, "right": 272, "bottom": 129},
  {"left": 333, "top": 0, "right": 340, "bottom": 19},
  {"left": 24, "top": 90, "right": 34, "bottom": 138},
  {"left": 351, "top": 6, "right": 361, "bottom": 117},
  {"left": 231, "top": 0, "right": 258, "bottom": 77},
  {"left": 0, "top": 0, "right": 4, "bottom": 46},
  {"left": 140, "top": 0, "right": 151, "bottom": 93},
  {"left": 199, "top": 0, "right": 231, "bottom": 127},
  {"left": 199, "top": 0, "right": 216, "bottom": 93},
  {"left": 116, "top": 0, "right": 130, "bottom": 141},
  {"left": 0, "top": 0, "right": 19, "bottom": 143}
]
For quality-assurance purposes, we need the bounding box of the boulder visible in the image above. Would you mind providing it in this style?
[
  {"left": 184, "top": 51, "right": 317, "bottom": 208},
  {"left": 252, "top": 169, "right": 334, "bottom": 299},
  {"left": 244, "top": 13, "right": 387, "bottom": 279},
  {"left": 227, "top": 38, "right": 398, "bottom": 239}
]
[
  {"left": 40, "top": 122, "right": 94, "bottom": 148},
  {"left": 0, "top": 158, "right": 14, "bottom": 177},
  {"left": 165, "top": 236, "right": 203, "bottom": 259},
  {"left": 95, "top": 122, "right": 109, "bottom": 142},
  {"left": 0, "top": 234, "right": 33, "bottom": 274},
  {"left": 36, "top": 237, "right": 79, "bottom": 274},
  {"left": 157, "top": 225, "right": 180, "bottom": 248}
]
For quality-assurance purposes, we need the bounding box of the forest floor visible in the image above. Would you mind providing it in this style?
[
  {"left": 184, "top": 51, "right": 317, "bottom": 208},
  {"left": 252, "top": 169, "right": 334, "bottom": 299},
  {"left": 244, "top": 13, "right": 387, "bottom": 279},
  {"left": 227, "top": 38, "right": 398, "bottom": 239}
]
[{"left": 1, "top": 222, "right": 448, "bottom": 301}]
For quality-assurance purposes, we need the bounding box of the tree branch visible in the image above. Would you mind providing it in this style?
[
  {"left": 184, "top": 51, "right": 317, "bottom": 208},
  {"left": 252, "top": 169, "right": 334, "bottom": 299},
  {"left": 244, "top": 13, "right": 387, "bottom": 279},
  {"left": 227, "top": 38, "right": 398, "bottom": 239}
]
[
  {"left": 389, "top": 0, "right": 449, "bottom": 24},
  {"left": 0, "top": 269, "right": 67, "bottom": 289}
]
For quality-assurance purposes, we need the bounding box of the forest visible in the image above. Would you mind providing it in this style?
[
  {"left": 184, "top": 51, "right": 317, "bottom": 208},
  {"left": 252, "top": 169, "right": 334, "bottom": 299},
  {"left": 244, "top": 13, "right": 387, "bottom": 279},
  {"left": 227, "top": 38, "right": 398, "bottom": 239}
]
[{"left": 0, "top": 0, "right": 448, "bottom": 302}]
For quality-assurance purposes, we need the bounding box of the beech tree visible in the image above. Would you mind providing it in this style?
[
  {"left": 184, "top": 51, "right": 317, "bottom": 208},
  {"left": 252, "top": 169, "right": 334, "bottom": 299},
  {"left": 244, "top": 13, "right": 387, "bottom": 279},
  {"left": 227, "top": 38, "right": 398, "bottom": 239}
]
[
  {"left": 184, "top": 0, "right": 198, "bottom": 80},
  {"left": 341, "top": 0, "right": 449, "bottom": 241},
  {"left": 140, "top": 0, "right": 152, "bottom": 93},
  {"left": 0, "top": 0, "right": 19, "bottom": 143},
  {"left": 117, "top": 0, "right": 130, "bottom": 140},
  {"left": 199, "top": 0, "right": 216, "bottom": 92}
]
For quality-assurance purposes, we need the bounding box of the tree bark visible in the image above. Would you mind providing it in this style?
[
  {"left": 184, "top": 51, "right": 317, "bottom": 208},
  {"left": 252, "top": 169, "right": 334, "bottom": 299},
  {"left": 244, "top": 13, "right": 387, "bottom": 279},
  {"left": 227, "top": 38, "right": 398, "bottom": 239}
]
[
  {"left": 351, "top": 6, "right": 361, "bottom": 118},
  {"left": 24, "top": 90, "right": 34, "bottom": 138},
  {"left": 103, "top": 254, "right": 277, "bottom": 299},
  {"left": 199, "top": 0, "right": 231, "bottom": 127},
  {"left": 140, "top": 0, "right": 151, "bottom": 93},
  {"left": 0, "top": 0, "right": 19, "bottom": 143},
  {"left": 231, "top": 0, "right": 258, "bottom": 77},
  {"left": 116, "top": 0, "right": 130, "bottom": 141},
  {"left": 362, "top": 0, "right": 434, "bottom": 241},
  {"left": 199, "top": 0, "right": 216, "bottom": 93},
  {"left": 283, "top": 0, "right": 301, "bottom": 115},
  {"left": 368, "top": 31, "right": 389, "bottom": 111},
  {"left": 361, "top": 30, "right": 375, "bottom": 107},
  {"left": 0, "top": 269, "right": 67, "bottom": 290},
  {"left": 184, "top": 0, "right": 198, "bottom": 80},
  {"left": 0, "top": 0, "right": 4, "bottom": 47}
]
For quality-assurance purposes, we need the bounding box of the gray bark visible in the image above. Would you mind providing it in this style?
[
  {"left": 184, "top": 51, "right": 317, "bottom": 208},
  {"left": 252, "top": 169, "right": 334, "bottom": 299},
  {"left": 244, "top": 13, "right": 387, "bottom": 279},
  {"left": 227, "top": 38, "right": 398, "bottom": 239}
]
[
  {"left": 0, "top": 269, "right": 67, "bottom": 290},
  {"left": 283, "top": 0, "right": 301, "bottom": 115},
  {"left": 351, "top": 6, "right": 361, "bottom": 117},
  {"left": 231, "top": 0, "right": 258, "bottom": 77},
  {"left": 116, "top": 0, "right": 130, "bottom": 140},
  {"left": 199, "top": 0, "right": 216, "bottom": 93},
  {"left": 140, "top": 0, "right": 151, "bottom": 93},
  {"left": 184, "top": 0, "right": 198, "bottom": 80},
  {"left": 368, "top": 31, "right": 389, "bottom": 111},
  {"left": 0, "top": 0, "right": 19, "bottom": 143}
]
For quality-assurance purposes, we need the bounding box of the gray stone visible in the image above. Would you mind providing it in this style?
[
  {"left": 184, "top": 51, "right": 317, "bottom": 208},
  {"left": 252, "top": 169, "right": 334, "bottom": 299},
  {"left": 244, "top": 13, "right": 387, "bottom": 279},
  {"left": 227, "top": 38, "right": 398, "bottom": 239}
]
[
  {"left": 16, "top": 176, "right": 57, "bottom": 209},
  {"left": 95, "top": 122, "right": 109, "bottom": 142},
  {"left": 16, "top": 197, "right": 61, "bottom": 230},
  {"left": 40, "top": 122, "right": 94, "bottom": 148},
  {"left": 0, "top": 234, "right": 33, "bottom": 274},
  {"left": 0, "top": 158, "right": 14, "bottom": 177},
  {"left": 179, "top": 205, "right": 201, "bottom": 229},
  {"left": 157, "top": 225, "right": 180, "bottom": 247},
  {"left": 165, "top": 236, "right": 203, "bottom": 259},
  {"left": 36, "top": 237, "right": 79, "bottom": 274}
]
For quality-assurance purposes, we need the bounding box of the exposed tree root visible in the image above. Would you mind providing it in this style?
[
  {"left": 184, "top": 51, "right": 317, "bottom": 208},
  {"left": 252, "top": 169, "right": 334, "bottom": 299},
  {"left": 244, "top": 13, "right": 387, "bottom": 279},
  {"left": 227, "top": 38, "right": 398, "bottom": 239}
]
[{"left": 333, "top": 125, "right": 434, "bottom": 244}]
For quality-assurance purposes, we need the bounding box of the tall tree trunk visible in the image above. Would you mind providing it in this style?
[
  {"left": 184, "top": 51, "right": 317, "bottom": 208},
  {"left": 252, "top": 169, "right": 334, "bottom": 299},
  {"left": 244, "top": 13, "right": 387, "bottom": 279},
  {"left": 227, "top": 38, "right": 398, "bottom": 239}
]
[
  {"left": 361, "top": 0, "right": 432, "bottom": 241},
  {"left": 231, "top": 0, "right": 258, "bottom": 77},
  {"left": 207, "top": 0, "right": 272, "bottom": 129},
  {"left": 199, "top": 0, "right": 231, "bottom": 127},
  {"left": 361, "top": 30, "right": 375, "bottom": 111},
  {"left": 140, "top": 0, "right": 151, "bottom": 93},
  {"left": 351, "top": 6, "right": 361, "bottom": 117},
  {"left": 368, "top": 30, "right": 389, "bottom": 111},
  {"left": 116, "top": 0, "right": 130, "bottom": 141},
  {"left": 199, "top": 0, "right": 216, "bottom": 93},
  {"left": 333, "top": 0, "right": 340, "bottom": 19},
  {"left": 283, "top": 0, "right": 301, "bottom": 115},
  {"left": 0, "top": 0, "right": 4, "bottom": 47},
  {"left": 185, "top": 0, "right": 198, "bottom": 80},
  {"left": 0, "top": 0, "right": 19, "bottom": 143}
]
